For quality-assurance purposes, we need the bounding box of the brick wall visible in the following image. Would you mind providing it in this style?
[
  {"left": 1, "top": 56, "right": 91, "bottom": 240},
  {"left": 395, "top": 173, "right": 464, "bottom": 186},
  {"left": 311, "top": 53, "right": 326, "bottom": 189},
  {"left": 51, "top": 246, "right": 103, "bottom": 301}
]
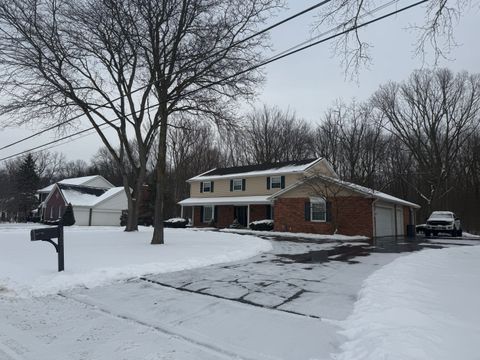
[
  {"left": 193, "top": 205, "right": 234, "bottom": 228},
  {"left": 44, "top": 187, "right": 67, "bottom": 221},
  {"left": 273, "top": 196, "right": 374, "bottom": 237},
  {"left": 250, "top": 205, "right": 269, "bottom": 222}
]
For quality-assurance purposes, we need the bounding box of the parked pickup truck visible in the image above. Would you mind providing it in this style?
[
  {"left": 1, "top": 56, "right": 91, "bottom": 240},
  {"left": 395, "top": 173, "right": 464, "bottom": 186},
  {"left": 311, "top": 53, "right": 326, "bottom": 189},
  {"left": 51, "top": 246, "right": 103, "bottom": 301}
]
[{"left": 425, "top": 211, "right": 462, "bottom": 237}]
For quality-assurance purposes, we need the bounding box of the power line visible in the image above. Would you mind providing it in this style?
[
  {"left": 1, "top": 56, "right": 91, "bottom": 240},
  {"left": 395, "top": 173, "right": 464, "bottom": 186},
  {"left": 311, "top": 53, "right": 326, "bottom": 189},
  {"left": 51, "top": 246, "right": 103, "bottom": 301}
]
[
  {"left": 0, "top": 0, "right": 334, "bottom": 152},
  {"left": 0, "top": 0, "right": 428, "bottom": 163}
]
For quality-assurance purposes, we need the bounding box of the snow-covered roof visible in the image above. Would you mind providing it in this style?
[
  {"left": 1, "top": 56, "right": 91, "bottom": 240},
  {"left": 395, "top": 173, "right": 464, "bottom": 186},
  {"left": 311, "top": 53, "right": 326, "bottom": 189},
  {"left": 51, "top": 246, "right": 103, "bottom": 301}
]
[
  {"left": 178, "top": 196, "right": 271, "bottom": 206},
  {"left": 38, "top": 175, "right": 112, "bottom": 193},
  {"left": 62, "top": 186, "right": 125, "bottom": 207},
  {"left": 270, "top": 175, "right": 421, "bottom": 209},
  {"left": 188, "top": 158, "right": 322, "bottom": 182}
]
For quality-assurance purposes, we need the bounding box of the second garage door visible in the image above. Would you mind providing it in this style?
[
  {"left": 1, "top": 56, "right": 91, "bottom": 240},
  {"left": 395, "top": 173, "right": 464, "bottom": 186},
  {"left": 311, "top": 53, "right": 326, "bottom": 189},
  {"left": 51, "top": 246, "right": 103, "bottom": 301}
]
[{"left": 375, "top": 205, "right": 395, "bottom": 237}]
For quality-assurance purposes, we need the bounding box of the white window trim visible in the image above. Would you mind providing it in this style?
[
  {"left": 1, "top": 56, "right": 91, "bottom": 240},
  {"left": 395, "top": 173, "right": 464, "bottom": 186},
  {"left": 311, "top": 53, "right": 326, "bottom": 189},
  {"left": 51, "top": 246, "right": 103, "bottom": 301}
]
[
  {"left": 232, "top": 178, "right": 243, "bottom": 192},
  {"left": 203, "top": 205, "right": 214, "bottom": 223},
  {"left": 202, "top": 181, "right": 212, "bottom": 193},
  {"left": 310, "top": 197, "right": 326, "bottom": 222},
  {"left": 270, "top": 176, "right": 282, "bottom": 189}
]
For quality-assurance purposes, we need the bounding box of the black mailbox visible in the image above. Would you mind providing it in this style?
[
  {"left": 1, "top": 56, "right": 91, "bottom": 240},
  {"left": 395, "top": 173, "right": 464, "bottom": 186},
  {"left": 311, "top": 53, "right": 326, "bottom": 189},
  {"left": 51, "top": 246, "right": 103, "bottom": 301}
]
[
  {"left": 30, "top": 224, "right": 64, "bottom": 272},
  {"left": 31, "top": 227, "right": 60, "bottom": 241}
]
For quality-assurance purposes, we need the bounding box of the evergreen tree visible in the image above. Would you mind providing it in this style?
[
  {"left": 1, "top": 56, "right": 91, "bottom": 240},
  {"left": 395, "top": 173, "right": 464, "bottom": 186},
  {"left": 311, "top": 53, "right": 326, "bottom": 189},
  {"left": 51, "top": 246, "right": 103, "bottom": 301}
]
[
  {"left": 62, "top": 203, "right": 76, "bottom": 226},
  {"left": 15, "top": 154, "right": 40, "bottom": 221}
]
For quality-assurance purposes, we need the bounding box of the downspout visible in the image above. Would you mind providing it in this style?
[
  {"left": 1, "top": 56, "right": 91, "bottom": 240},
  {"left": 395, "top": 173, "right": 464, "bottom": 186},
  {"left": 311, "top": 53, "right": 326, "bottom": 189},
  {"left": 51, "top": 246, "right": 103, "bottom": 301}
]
[
  {"left": 372, "top": 198, "right": 379, "bottom": 238},
  {"left": 88, "top": 208, "right": 93, "bottom": 226}
]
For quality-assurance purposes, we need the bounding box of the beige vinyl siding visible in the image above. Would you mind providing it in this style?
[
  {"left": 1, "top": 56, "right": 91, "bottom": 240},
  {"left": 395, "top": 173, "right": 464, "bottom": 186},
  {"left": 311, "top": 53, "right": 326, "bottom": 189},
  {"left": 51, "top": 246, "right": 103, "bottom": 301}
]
[
  {"left": 190, "top": 173, "right": 302, "bottom": 197},
  {"left": 304, "top": 160, "right": 337, "bottom": 178}
]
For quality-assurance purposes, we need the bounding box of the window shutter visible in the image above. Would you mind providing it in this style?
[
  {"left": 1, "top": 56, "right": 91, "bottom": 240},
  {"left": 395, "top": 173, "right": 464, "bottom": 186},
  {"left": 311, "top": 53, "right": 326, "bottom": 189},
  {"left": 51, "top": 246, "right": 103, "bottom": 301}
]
[
  {"left": 242, "top": 179, "right": 246, "bottom": 191},
  {"left": 326, "top": 201, "right": 332, "bottom": 222},
  {"left": 200, "top": 182, "right": 203, "bottom": 193},
  {"left": 266, "top": 177, "right": 270, "bottom": 190},
  {"left": 230, "top": 179, "right": 233, "bottom": 192},
  {"left": 304, "top": 202, "right": 311, "bottom": 221},
  {"left": 214, "top": 206, "right": 218, "bottom": 222},
  {"left": 200, "top": 206, "right": 204, "bottom": 222},
  {"left": 211, "top": 181, "right": 214, "bottom": 193},
  {"left": 281, "top": 176, "right": 285, "bottom": 189}
]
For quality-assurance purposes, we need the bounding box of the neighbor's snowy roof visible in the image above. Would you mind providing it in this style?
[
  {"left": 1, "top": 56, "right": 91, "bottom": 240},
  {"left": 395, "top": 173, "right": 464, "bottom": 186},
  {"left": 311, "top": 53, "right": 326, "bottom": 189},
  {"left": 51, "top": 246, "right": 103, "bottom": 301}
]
[
  {"left": 178, "top": 196, "right": 271, "bottom": 206},
  {"left": 38, "top": 175, "right": 106, "bottom": 193},
  {"left": 188, "top": 158, "right": 322, "bottom": 182},
  {"left": 62, "top": 187, "right": 125, "bottom": 207}
]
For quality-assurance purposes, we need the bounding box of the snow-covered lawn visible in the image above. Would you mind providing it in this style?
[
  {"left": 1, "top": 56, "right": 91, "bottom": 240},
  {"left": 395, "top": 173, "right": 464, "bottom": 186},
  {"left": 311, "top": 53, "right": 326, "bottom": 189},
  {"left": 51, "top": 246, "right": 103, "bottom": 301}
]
[
  {"left": 335, "top": 245, "right": 480, "bottom": 360},
  {"left": 0, "top": 224, "right": 271, "bottom": 297}
]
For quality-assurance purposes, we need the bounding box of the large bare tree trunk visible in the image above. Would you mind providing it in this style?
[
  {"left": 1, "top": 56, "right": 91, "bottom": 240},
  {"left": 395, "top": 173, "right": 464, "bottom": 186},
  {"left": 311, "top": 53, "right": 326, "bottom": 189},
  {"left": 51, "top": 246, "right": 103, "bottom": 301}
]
[{"left": 151, "top": 105, "right": 168, "bottom": 244}]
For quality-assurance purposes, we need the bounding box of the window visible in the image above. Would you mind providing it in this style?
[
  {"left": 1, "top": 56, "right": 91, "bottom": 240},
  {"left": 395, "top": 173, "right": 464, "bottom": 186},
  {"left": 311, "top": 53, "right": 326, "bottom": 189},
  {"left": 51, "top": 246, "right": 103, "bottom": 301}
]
[
  {"left": 202, "top": 181, "right": 212, "bottom": 193},
  {"left": 203, "top": 205, "right": 214, "bottom": 223},
  {"left": 270, "top": 176, "right": 282, "bottom": 189},
  {"left": 233, "top": 178, "right": 243, "bottom": 191},
  {"left": 311, "top": 198, "right": 326, "bottom": 222}
]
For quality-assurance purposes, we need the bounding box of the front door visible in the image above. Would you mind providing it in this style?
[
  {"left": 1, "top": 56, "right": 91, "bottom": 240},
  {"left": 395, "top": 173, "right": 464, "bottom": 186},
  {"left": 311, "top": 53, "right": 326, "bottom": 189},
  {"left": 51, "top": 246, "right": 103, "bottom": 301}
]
[{"left": 234, "top": 206, "right": 248, "bottom": 227}]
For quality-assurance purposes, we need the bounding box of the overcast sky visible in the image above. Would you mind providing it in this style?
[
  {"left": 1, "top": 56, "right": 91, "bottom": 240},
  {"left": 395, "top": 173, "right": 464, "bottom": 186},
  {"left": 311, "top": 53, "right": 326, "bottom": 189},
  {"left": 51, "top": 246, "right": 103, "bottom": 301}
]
[{"left": 0, "top": 0, "right": 479, "bottom": 163}]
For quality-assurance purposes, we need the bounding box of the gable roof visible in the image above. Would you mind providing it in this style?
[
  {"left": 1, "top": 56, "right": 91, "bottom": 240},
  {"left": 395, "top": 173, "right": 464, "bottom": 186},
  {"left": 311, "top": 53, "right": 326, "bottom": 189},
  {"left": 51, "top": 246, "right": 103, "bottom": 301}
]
[
  {"left": 37, "top": 175, "right": 114, "bottom": 193},
  {"left": 269, "top": 174, "right": 420, "bottom": 209},
  {"left": 45, "top": 183, "right": 125, "bottom": 208},
  {"left": 188, "top": 158, "right": 322, "bottom": 182}
]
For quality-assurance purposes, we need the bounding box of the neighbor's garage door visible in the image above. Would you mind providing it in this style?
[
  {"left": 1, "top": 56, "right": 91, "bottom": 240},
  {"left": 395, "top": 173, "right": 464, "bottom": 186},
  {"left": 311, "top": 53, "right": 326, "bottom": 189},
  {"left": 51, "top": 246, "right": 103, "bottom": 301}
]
[{"left": 374, "top": 205, "right": 395, "bottom": 237}]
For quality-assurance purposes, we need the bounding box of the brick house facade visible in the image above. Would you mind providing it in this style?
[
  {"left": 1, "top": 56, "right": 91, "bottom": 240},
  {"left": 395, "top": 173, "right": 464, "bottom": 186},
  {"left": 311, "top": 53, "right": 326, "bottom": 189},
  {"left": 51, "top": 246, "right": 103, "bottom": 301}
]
[{"left": 179, "top": 158, "right": 420, "bottom": 237}]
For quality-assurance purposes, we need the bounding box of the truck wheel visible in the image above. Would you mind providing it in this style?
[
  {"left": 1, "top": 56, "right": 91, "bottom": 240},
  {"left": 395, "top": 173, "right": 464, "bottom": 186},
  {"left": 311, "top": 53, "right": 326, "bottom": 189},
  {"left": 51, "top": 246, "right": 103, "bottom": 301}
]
[{"left": 458, "top": 229, "right": 463, "bottom": 237}]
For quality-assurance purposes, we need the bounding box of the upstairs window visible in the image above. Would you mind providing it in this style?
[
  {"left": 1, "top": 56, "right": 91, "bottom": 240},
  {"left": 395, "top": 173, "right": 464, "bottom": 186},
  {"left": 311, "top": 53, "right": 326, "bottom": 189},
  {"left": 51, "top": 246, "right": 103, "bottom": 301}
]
[
  {"left": 271, "top": 176, "right": 282, "bottom": 189},
  {"left": 232, "top": 178, "right": 243, "bottom": 191},
  {"left": 202, "top": 181, "right": 212, "bottom": 193}
]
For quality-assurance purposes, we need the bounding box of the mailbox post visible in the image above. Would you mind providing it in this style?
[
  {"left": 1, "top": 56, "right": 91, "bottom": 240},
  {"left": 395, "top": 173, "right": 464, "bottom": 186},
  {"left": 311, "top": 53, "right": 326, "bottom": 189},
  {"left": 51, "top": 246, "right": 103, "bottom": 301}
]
[{"left": 30, "top": 223, "right": 65, "bottom": 272}]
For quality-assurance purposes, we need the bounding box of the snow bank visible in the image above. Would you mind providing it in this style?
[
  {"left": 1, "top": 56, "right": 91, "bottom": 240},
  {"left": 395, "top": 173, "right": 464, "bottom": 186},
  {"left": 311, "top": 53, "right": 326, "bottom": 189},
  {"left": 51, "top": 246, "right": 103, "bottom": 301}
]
[
  {"left": 334, "top": 245, "right": 480, "bottom": 360},
  {"left": 0, "top": 226, "right": 271, "bottom": 297},
  {"left": 220, "top": 228, "right": 368, "bottom": 241}
]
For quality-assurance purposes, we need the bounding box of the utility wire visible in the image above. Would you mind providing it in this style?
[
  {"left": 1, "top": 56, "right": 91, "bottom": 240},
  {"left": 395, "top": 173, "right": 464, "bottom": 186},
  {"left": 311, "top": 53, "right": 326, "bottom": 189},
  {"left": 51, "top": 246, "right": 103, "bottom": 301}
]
[
  {"left": 0, "top": 0, "right": 428, "bottom": 163},
  {"left": 0, "top": 0, "right": 334, "bottom": 152}
]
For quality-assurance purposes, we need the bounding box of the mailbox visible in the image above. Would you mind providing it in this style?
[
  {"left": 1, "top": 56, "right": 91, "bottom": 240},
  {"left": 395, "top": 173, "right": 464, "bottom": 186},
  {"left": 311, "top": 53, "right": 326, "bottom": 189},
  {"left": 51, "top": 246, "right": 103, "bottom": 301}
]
[{"left": 30, "top": 224, "right": 64, "bottom": 272}]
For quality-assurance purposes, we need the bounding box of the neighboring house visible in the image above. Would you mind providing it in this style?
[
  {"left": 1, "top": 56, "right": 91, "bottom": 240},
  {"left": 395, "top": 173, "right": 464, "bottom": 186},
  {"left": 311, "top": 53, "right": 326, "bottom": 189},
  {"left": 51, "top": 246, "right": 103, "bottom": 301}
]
[
  {"left": 38, "top": 175, "right": 127, "bottom": 226},
  {"left": 178, "top": 158, "right": 420, "bottom": 237}
]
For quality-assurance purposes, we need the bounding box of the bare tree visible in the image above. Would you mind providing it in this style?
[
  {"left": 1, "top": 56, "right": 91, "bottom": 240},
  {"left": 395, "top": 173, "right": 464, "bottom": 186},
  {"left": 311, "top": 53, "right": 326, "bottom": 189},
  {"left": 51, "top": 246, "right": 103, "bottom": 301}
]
[
  {"left": 240, "top": 105, "right": 315, "bottom": 164},
  {"left": 0, "top": 0, "right": 280, "bottom": 243},
  {"left": 313, "top": 0, "right": 473, "bottom": 75},
  {"left": 373, "top": 68, "right": 480, "bottom": 210}
]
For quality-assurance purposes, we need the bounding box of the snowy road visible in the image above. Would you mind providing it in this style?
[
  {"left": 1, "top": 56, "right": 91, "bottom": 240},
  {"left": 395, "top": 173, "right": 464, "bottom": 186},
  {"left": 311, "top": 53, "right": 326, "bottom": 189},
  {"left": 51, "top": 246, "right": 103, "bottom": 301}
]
[{"left": 0, "top": 233, "right": 478, "bottom": 360}]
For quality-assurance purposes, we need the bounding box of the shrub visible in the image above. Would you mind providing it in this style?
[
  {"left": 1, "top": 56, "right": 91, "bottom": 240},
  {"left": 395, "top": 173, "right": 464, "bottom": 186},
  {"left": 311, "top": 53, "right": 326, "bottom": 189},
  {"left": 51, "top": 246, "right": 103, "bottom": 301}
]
[
  {"left": 249, "top": 219, "right": 274, "bottom": 231},
  {"left": 164, "top": 217, "right": 188, "bottom": 228}
]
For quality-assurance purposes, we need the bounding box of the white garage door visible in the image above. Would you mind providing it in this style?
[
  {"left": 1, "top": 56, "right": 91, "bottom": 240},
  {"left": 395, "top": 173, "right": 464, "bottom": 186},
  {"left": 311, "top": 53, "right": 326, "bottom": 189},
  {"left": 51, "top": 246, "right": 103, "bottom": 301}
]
[{"left": 375, "top": 205, "right": 395, "bottom": 237}]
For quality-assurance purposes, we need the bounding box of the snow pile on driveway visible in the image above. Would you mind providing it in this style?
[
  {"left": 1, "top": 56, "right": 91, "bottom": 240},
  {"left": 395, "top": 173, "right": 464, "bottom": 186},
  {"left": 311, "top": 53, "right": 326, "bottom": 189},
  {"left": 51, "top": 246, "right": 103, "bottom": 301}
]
[
  {"left": 0, "top": 225, "right": 271, "bottom": 297},
  {"left": 221, "top": 228, "right": 369, "bottom": 241},
  {"left": 334, "top": 245, "right": 480, "bottom": 360}
]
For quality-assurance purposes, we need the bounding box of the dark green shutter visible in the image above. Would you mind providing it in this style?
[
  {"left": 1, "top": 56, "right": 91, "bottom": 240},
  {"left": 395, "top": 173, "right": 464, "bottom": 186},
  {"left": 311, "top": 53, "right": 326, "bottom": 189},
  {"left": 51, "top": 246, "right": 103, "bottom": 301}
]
[
  {"left": 211, "top": 181, "right": 214, "bottom": 193},
  {"left": 281, "top": 176, "right": 285, "bottom": 189},
  {"left": 230, "top": 179, "right": 233, "bottom": 191},
  {"left": 242, "top": 179, "right": 246, "bottom": 191},
  {"left": 200, "top": 182, "right": 203, "bottom": 193},
  {"left": 214, "top": 206, "right": 218, "bottom": 222},
  {"left": 304, "top": 202, "right": 311, "bottom": 221},
  {"left": 200, "top": 206, "right": 204, "bottom": 222},
  {"left": 266, "top": 177, "right": 270, "bottom": 190},
  {"left": 326, "top": 201, "right": 332, "bottom": 222}
]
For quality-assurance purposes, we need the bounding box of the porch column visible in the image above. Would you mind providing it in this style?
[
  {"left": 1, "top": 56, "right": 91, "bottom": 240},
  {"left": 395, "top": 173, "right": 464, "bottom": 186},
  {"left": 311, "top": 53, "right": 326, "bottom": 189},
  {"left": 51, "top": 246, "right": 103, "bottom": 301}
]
[
  {"left": 180, "top": 205, "right": 184, "bottom": 218},
  {"left": 247, "top": 204, "right": 250, "bottom": 226}
]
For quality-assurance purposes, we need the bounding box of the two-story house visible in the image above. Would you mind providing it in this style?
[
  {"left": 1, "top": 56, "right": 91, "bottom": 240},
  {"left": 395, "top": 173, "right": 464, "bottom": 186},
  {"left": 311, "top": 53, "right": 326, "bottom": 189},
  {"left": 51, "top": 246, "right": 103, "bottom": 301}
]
[{"left": 179, "top": 157, "right": 420, "bottom": 238}]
